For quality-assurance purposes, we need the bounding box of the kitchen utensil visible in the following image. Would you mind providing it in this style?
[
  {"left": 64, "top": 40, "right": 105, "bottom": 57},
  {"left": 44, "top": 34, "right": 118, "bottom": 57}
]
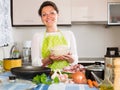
[
  {"left": 11, "top": 66, "right": 51, "bottom": 80},
  {"left": 91, "top": 71, "right": 103, "bottom": 85},
  {"left": 104, "top": 47, "right": 120, "bottom": 83},
  {"left": 3, "top": 58, "right": 22, "bottom": 71},
  {"left": 85, "top": 62, "right": 104, "bottom": 80}
]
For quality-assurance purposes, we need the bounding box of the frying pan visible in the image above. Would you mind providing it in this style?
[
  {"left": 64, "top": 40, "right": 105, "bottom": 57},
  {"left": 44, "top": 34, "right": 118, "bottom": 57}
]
[{"left": 11, "top": 66, "right": 51, "bottom": 80}]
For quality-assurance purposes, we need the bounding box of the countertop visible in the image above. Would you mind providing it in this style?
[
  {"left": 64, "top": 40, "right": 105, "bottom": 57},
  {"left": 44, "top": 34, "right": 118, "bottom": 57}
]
[
  {"left": 78, "top": 57, "right": 104, "bottom": 66},
  {"left": 0, "top": 72, "right": 99, "bottom": 90}
]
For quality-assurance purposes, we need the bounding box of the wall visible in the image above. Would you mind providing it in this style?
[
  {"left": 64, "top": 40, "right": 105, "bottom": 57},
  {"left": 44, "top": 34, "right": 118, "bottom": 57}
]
[{"left": 9, "top": 24, "right": 120, "bottom": 59}]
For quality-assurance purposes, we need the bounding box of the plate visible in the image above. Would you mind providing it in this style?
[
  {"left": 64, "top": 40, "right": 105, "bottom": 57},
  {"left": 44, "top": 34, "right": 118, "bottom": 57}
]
[{"left": 11, "top": 66, "right": 51, "bottom": 80}]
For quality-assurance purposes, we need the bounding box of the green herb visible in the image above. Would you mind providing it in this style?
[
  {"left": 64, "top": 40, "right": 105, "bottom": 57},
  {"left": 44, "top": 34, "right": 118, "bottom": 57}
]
[
  {"left": 53, "top": 76, "right": 59, "bottom": 83},
  {"left": 32, "top": 73, "right": 59, "bottom": 85}
]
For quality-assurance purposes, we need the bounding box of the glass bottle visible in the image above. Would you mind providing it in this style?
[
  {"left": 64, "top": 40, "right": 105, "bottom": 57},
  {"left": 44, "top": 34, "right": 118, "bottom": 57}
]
[
  {"left": 99, "top": 78, "right": 113, "bottom": 90},
  {"left": 99, "top": 68, "right": 114, "bottom": 90},
  {"left": 22, "top": 41, "right": 31, "bottom": 64}
]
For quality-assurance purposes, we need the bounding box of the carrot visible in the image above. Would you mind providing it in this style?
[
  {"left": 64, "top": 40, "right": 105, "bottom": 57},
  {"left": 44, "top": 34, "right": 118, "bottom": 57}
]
[
  {"left": 92, "top": 80, "right": 98, "bottom": 88},
  {"left": 87, "top": 79, "right": 94, "bottom": 88}
]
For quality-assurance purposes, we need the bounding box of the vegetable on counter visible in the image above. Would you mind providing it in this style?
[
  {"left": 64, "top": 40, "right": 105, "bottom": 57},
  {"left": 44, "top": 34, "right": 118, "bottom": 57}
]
[
  {"left": 71, "top": 71, "right": 87, "bottom": 84},
  {"left": 32, "top": 73, "right": 59, "bottom": 85},
  {"left": 93, "top": 80, "right": 99, "bottom": 87},
  {"left": 51, "top": 69, "right": 69, "bottom": 82},
  {"left": 87, "top": 79, "right": 99, "bottom": 88},
  {"left": 87, "top": 79, "right": 94, "bottom": 88}
]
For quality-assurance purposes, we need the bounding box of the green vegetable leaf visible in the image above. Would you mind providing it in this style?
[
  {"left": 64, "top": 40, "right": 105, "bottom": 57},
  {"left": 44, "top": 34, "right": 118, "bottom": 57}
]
[
  {"left": 32, "top": 73, "right": 53, "bottom": 85},
  {"left": 40, "top": 73, "right": 47, "bottom": 83},
  {"left": 53, "top": 77, "right": 59, "bottom": 83},
  {"left": 32, "top": 75, "right": 41, "bottom": 84}
]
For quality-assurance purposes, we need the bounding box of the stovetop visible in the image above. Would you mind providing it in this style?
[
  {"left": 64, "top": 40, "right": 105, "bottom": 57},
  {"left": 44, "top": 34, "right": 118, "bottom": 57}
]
[{"left": 78, "top": 57, "right": 104, "bottom": 66}]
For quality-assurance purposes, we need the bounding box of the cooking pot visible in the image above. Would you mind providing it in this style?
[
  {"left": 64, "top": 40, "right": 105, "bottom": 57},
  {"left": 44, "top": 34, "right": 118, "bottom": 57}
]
[
  {"left": 3, "top": 58, "right": 22, "bottom": 71},
  {"left": 11, "top": 66, "right": 51, "bottom": 80},
  {"left": 85, "top": 62, "right": 104, "bottom": 80}
]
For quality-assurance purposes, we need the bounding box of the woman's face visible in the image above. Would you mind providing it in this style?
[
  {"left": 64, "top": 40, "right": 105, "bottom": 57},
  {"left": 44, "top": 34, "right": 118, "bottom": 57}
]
[{"left": 41, "top": 6, "right": 58, "bottom": 27}]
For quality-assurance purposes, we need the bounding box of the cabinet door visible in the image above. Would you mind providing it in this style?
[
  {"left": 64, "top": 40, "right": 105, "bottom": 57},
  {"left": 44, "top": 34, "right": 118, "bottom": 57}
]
[
  {"left": 108, "top": 0, "right": 120, "bottom": 2},
  {"left": 72, "top": 0, "right": 107, "bottom": 22},
  {"left": 11, "top": 0, "right": 71, "bottom": 26},
  {"left": 52, "top": 0, "right": 71, "bottom": 25},
  {"left": 108, "top": 2, "right": 120, "bottom": 25}
]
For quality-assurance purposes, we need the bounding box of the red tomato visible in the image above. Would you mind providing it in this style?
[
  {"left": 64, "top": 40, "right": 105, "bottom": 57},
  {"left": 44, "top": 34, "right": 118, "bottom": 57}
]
[{"left": 71, "top": 71, "right": 87, "bottom": 84}]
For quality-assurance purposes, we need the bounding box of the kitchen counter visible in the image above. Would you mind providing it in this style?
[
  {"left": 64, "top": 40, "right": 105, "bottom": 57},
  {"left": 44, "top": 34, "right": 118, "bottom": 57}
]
[
  {"left": 0, "top": 72, "right": 99, "bottom": 90},
  {"left": 0, "top": 72, "right": 35, "bottom": 90},
  {"left": 78, "top": 57, "right": 104, "bottom": 66}
]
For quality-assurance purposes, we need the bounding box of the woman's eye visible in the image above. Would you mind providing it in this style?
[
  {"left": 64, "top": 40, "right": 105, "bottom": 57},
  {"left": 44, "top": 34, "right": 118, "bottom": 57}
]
[
  {"left": 41, "top": 11, "right": 56, "bottom": 17},
  {"left": 51, "top": 11, "right": 57, "bottom": 15},
  {"left": 50, "top": 12, "right": 55, "bottom": 15},
  {"left": 42, "top": 13, "right": 47, "bottom": 17}
]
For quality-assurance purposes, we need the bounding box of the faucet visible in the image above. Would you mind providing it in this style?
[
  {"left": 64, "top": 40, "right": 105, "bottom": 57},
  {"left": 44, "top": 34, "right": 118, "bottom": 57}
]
[{"left": 10, "top": 43, "right": 20, "bottom": 58}]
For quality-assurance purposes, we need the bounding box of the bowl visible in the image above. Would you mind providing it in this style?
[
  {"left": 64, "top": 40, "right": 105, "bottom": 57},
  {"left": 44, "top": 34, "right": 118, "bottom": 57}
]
[
  {"left": 50, "top": 45, "right": 70, "bottom": 56},
  {"left": 11, "top": 66, "right": 51, "bottom": 80}
]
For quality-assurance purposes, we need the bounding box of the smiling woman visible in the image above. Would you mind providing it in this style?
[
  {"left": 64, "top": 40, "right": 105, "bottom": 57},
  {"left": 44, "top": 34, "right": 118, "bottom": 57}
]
[{"left": 31, "top": 1, "right": 78, "bottom": 70}]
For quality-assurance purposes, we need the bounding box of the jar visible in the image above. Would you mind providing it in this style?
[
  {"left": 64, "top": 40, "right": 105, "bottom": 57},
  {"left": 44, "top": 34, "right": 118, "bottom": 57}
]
[
  {"left": 22, "top": 41, "right": 31, "bottom": 64},
  {"left": 114, "top": 58, "right": 120, "bottom": 90},
  {"left": 104, "top": 47, "right": 120, "bottom": 83}
]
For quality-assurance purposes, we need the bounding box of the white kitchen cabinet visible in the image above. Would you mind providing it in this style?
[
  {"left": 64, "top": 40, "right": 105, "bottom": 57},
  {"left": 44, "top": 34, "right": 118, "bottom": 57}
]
[
  {"left": 108, "top": 2, "right": 120, "bottom": 25},
  {"left": 11, "top": 0, "right": 71, "bottom": 26},
  {"left": 71, "top": 0, "right": 107, "bottom": 22},
  {"left": 108, "top": 0, "right": 120, "bottom": 2}
]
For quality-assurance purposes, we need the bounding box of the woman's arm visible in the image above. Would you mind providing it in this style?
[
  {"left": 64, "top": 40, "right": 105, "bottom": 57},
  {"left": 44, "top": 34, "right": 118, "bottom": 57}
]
[
  {"left": 63, "top": 31, "right": 78, "bottom": 65},
  {"left": 70, "top": 31, "right": 78, "bottom": 64},
  {"left": 31, "top": 33, "right": 44, "bottom": 66}
]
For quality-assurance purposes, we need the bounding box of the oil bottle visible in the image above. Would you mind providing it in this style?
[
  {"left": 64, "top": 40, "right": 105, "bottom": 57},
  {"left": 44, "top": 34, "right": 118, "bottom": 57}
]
[{"left": 99, "top": 68, "right": 114, "bottom": 90}]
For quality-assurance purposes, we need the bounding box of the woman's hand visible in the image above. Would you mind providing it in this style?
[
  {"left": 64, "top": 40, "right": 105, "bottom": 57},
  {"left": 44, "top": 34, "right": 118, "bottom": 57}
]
[
  {"left": 62, "top": 53, "right": 74, "bottom": 63},
  {"left": 42, "top": 57, "right": 52, "bottom": 67},
  {"left": 49, "top": 53, "right": 74, "bottom": 63}
]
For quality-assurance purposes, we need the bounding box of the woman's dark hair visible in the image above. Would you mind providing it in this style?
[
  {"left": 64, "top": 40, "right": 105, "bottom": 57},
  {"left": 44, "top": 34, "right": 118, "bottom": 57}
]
[{"left": 38, "top": 1, "right": 59, "bottom": 16}]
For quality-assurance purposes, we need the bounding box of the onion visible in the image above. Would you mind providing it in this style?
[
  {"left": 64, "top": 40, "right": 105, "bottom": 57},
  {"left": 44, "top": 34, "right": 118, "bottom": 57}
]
[{"left": 71, "top": 71, "right": 87, "bottom": 84}]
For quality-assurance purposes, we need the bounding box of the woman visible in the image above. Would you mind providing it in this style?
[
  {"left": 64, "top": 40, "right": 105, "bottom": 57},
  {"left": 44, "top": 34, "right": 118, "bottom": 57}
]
[{"left": 31, "top": 1, "right": 78, "bottom": 70}]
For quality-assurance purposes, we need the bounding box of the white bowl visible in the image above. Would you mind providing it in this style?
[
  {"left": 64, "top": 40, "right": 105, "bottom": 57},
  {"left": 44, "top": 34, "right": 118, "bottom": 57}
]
[{"left": 50, "top": 45, "right": 70, "bottom": 56}]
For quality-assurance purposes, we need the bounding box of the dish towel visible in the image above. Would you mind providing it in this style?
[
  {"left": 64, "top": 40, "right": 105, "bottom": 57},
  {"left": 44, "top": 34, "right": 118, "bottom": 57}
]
[
  {"left": 0, "top": 0, "right": 13, "bottom": 47},
  {"left": 34, "top": 83, "right": 99, "bottom": 90},
  {"left": 0, "top": 72, "right": 36, "bottom": 90}
]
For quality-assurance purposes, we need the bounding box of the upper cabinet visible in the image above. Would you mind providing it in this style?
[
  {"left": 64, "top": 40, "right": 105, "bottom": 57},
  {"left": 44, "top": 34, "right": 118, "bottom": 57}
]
[
  {"left": 108, "top": 0, "right": 120, "bottom": 2},
  {"left": 108, "top": 2, "right": 120, "bottom": 25},
  {"left": 11, "top": 0, "right": 71, "bottom": 26},
  {"left": 71, "top": 0, "right": 107, "bottom": 23}
]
